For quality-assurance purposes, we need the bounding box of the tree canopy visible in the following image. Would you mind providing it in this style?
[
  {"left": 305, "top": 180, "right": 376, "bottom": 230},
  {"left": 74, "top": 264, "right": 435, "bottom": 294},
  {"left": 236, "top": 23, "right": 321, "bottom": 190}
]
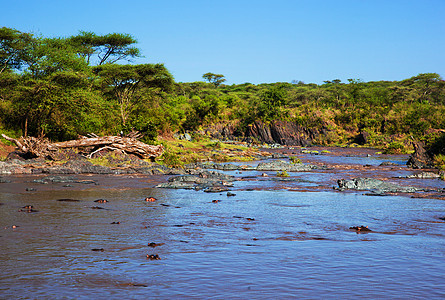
[
  {"left": 202, "top": 72, "right": 226, "bottom": 87},
  {"left": 69, "top": 31, "right": 140, "bottom": 65}
]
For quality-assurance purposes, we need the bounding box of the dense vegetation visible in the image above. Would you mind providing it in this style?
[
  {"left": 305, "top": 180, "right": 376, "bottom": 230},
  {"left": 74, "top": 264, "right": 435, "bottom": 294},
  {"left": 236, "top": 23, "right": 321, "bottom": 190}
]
[{"left": 1, "top": 27, "right": 445, "bottom": 166}]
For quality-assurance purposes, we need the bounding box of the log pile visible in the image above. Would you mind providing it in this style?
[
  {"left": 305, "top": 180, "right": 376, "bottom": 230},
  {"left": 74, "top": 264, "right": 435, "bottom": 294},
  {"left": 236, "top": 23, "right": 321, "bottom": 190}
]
[{"left": 1, "top": 134, "right": 164, "bottom": 160}]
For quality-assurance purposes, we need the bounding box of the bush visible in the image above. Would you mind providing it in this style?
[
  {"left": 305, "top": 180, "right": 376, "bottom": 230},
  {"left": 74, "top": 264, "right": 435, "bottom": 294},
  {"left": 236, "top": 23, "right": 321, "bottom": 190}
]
[
  {"left": 289, "top": 156, "right": 301, "bottom": 164},
  {"left": 277, "top": 170, "right": 289, "bottom": 177},
  {"left": 383, "top": 141, "right": 408, "bottom": 154}
]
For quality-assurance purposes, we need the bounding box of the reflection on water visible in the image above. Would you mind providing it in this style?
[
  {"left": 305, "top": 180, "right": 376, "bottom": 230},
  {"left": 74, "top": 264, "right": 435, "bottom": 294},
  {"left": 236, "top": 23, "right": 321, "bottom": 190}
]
[{"left": 1, "top": 180, "right": 445, "bottom": 298}]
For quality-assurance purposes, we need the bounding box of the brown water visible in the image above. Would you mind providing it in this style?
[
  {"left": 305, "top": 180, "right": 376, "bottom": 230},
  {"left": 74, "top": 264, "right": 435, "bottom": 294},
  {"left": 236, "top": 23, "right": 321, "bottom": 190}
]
[{"left": 1, "top": 150, "right": 445, "bottom": 299}]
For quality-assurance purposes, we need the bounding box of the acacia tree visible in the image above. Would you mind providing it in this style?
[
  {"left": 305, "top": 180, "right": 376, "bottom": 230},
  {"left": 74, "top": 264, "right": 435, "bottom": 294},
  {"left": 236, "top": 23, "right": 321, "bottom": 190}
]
[
  {"left": 0, "top": 27, "right": 34, "bottom": 74},
  {"left": 69, "top": 31, "right": 140, "bottom": 65},
  {"left": 94, "top": 64, "right": 173, "bottom": 127},
  {"left": 202, "top": 72, "right": 226, "bottom": 87}
]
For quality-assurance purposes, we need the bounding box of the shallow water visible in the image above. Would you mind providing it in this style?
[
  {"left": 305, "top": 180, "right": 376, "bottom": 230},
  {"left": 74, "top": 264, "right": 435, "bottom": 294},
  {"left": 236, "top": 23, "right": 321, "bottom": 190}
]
[{"left": 1, "top": 152, "right": 445, "bottom": 299}]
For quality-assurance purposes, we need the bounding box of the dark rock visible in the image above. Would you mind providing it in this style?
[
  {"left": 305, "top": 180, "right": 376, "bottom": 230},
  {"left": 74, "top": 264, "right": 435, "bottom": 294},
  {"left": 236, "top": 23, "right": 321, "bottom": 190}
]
[
  {"left": 244, "top": 120, "right": 324, "bottom": 146},
  {"left": 25, "top": 188, "right": 36, "bottom": 191},
  {"left": 354, "top": 131, "right": 370, "bottom": 145},
  {"left": 407, "top": 141, "right": 434, "bottom": 169},
  {"left": 148, "top": 242, "right": 164, "bottom": 247},
  {"left": 91, "top": 248, "right": 104, "bottom": 252},
  {"left": 227, "top": 192, "right": 236, "bottom": 197},
  {"left": 363, "top": 192, "right": 390, "bottom": 196},
  {"left": 91, "top": 206, "right": 105, "bottom": 209},
  {"left": 57, "top": 199, "right": 81, "bottom": 202},
  {"left": 158, "top": 170, "right": 235, "bottom": 191}
]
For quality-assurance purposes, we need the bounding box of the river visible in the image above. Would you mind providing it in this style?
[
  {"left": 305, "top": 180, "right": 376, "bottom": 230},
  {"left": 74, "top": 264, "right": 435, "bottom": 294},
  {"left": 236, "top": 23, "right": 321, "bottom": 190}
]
[{"left": 1, "top": 147, "right": 444, "bottom": 299}]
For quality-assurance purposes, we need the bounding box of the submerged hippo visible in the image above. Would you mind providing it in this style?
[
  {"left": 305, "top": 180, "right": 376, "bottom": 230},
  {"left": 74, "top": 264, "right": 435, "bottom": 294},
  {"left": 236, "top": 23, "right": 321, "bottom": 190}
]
[
  {"left": 94, "top": 199, "right": 109, "bottom": 203},
  {"left": 349, "top": 225, "right": 372, "bottom": 232},
  {"left": 18, "top": 205, "right": 38, "bottom": 213}
]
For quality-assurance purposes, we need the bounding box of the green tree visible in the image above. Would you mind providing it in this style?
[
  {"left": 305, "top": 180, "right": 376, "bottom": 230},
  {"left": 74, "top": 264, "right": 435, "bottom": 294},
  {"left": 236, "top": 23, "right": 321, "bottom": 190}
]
[
  {"left": 257, "top": 85, "right": 287, "bottom": 121},
  {"left": 202, "top": 72, "right": 226, "bottom": 87},
  {"left": 69, "top": 31, "right": 140, "bottom": 65},
  {"left": 94, "top": 64, "right": 173, "bottom": 127},
  {"left": 0, "top": 27, "right": 34, "bottom": 74}
]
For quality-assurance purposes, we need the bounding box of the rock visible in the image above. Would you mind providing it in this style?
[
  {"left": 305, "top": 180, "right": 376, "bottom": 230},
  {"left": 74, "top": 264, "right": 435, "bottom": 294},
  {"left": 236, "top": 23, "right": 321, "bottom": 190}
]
[
  {"left": 244, "top": 120, "right": 323, "bottom": 146},
  {"left": 156, "top": 182, "right": 196, "bottom": 189},
  {"left": 336, "top": 177, "right": 425, "bottom": 193},
  {"left": 148, "top": 242, "right": 164, "bottom": 247},
  {"left": 227, "top": 192, "right": 236, "bottom": 197},
  {"left": 407, "top": 141, "right": 434, "bottom": 169},
  {"left": 57, "top": 199, "right": 81, "bottom": 202},
  {"left": 256, "top": 160, "right": 323, "bottom": 171},
  {"left": 0, "top": 177, "right": 12, "bottom": 183},
  {"left": 204, "top": 186, "right": 229, "bottom": 193},
  {"left": 354, "top": 131, "right": 370, "bottom": 145},
  {"left": 213, "top": 163, "right": 241, "bottom": 171},
  {"left": 405, "top": 172, "right": 440, "bottom": 179},
  {"left": 379, "top": 162, "right": 398, "bottom": 166}
]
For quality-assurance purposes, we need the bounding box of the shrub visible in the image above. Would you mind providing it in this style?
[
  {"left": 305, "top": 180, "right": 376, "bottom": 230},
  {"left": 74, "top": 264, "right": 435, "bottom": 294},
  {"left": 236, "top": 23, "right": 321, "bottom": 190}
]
[
  {"left": 289, "top": 156, "right": 301, "bottom": 164},
  {"left": 277, "top": 170, "right": 289, "bottom": 177},
  {"left": 383, "top": 142, "right": 408, "bottom": 154}
]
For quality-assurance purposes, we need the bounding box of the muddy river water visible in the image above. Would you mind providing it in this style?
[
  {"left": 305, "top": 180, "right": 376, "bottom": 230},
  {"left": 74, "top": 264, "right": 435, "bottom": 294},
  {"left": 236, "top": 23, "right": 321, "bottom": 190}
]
[{"left": 1, "top": 148, "right": 445, "bottom": 299}]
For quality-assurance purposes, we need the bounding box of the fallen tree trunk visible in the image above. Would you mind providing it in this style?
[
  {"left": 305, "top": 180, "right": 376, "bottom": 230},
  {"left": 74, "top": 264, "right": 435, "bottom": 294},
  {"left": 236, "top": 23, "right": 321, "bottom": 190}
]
[{"left": 1, "top": 134, "right": 164, "bottom": 160}]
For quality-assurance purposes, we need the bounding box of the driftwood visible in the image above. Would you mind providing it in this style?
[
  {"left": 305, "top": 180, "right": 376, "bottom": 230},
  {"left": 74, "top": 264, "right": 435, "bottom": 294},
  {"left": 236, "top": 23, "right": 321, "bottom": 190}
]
[{"left": 1, "top": 134, "right": 164, "bottom": 160}]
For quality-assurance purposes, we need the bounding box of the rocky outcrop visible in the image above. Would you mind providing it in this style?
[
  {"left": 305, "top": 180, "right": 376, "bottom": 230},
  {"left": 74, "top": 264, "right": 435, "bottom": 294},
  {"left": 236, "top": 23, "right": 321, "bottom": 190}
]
[
  {"left": 407, "top": 141, "right": 434, "bottom": 169},
  {"left": 156, "top": 170, "right": 234, "bottom": 192},
  {"left": 0, "top": 156, "right": 183, "bottom": 175},
  {"left": 405, "top": 172, "right": 440, "bottom": 179},
  {"left": 336, "top": 177, "right": 427, "bottom": 193},
  {"left": 244, "top": 120, "right": 323, "bottom": 146},
  {"left": 256, "top": 160, "right": 326, "bottom": 171}
]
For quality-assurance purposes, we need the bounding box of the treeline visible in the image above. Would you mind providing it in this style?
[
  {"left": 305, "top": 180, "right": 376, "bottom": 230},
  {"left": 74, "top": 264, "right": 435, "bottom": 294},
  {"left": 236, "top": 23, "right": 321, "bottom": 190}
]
[{"left": 1, "top": 27, "right": 445, "bottom": 154}]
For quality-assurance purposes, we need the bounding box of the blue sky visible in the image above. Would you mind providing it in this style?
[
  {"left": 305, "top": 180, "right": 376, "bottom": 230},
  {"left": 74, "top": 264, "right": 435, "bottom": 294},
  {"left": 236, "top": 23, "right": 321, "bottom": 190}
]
[{"left": 2, "top": 0, "right": 444, "bottom": 84}]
